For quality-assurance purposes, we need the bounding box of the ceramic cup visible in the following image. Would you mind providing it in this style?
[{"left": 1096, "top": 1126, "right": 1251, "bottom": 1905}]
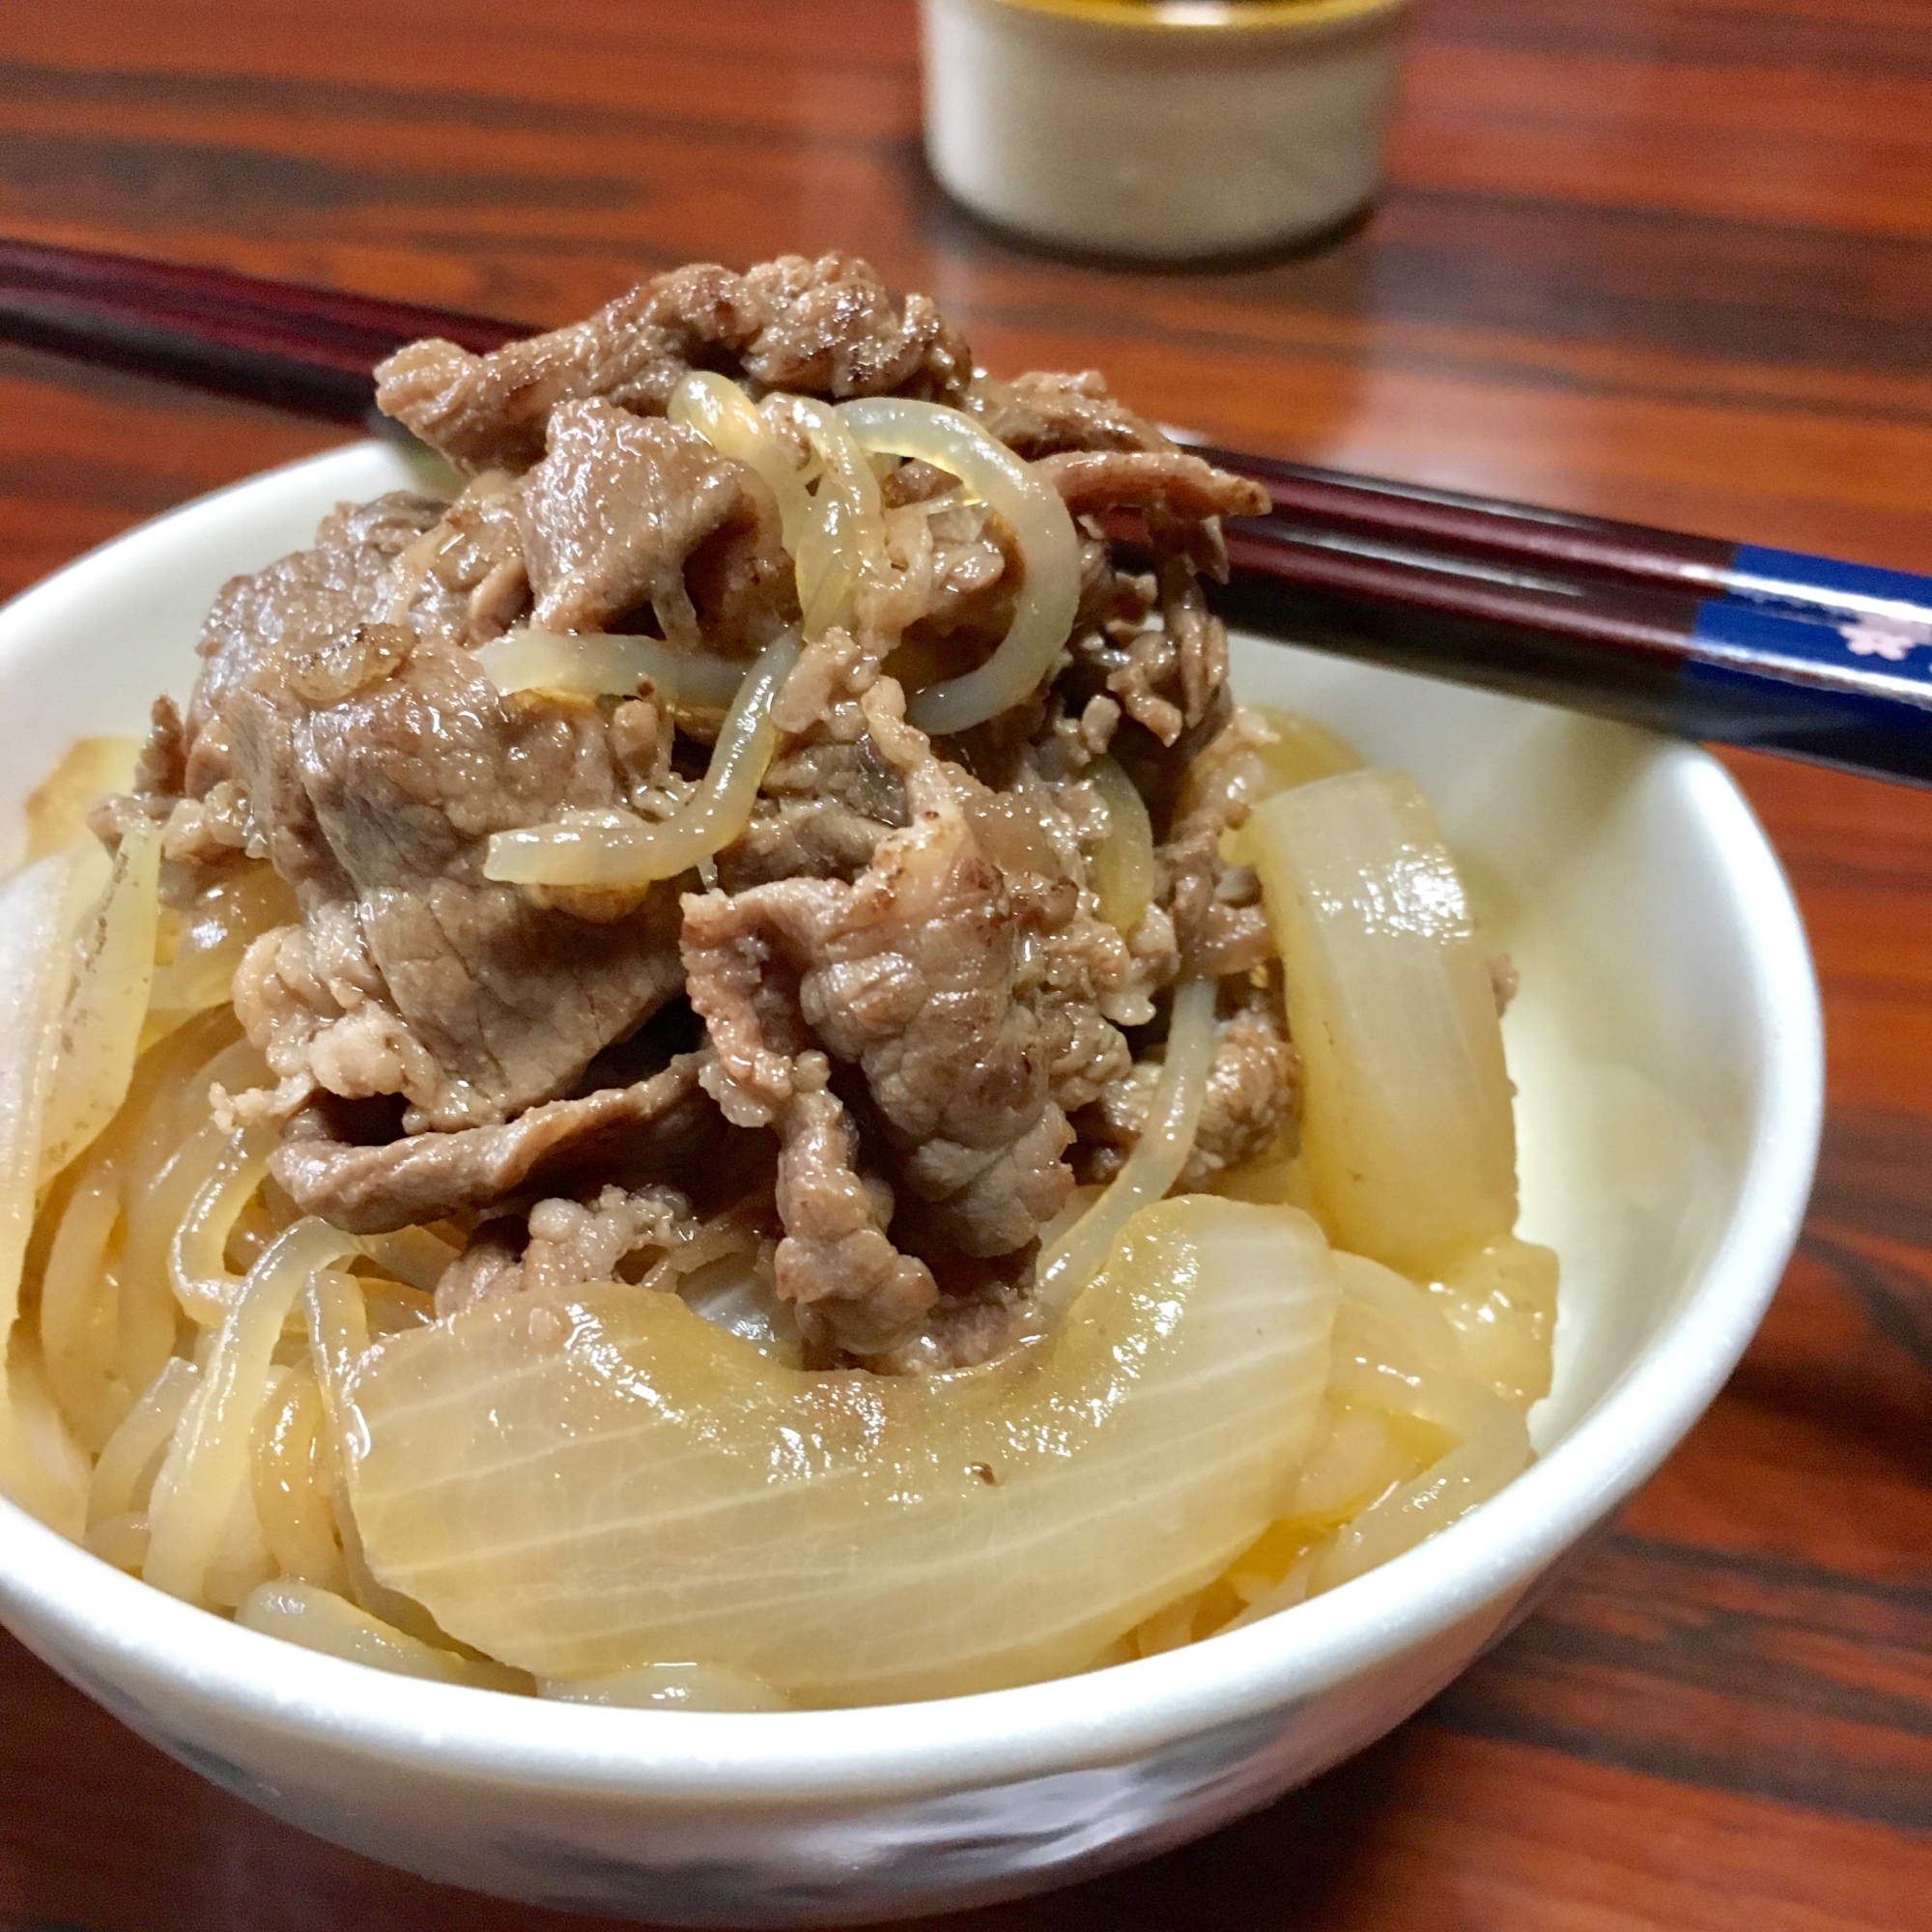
[{"left": 921, "top": 0, "right": 1414, "bottom": 260}]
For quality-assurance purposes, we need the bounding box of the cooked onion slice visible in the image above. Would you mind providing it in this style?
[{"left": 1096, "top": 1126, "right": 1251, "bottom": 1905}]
[
  {"left": 1086, "top": 754, "right": 1156, "bottom": 934},
  {"left": 346, "top": 1195, "right": 1340, "bottom": 1706},
  {"left": 25, "top": 736, "right": 138, "bottom": 860},
  {"left": 539, "top": 1662, "right": 792, "bottom": 1712},
  {"left": 1245, "top": 770, "right": 1520, "bottom": 1280},
  {"left": 238, "top": 1579, "right": 530, "bottom": 1690},
  {"left": 790, "top": 399, "right": 886, "bottom": 639},
  {"left": 484, "top": 628, "right": 802, "bottom": 889},
  {"left": 170, "top": 1125, "right": 275, "bottom": 1326},
  {"left": 1037, "top": 976, "right": 1215, "bottom": 1310},
  {"left": 838, "top": 398, "right": 1081, "bottom": 735},
  {"left": 148, "top": 860, "right": 295, "bottom": 1024},
  {"left": 668, "top": 371, "right": 814, "bottom": 551},
  {"left": 0, "top": 849, "right": 99, "bottom": 1536},
  {"left": 478, "top": 625, "right": 746, "bottom": 712},
  {"left": 39, "top": 819, "right": 162, "bottom": 1185}
]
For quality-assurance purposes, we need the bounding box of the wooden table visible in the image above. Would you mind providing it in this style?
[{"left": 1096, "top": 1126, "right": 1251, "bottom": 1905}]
[{"left": 0, "top": 2, "right": 1926, "bottom": 1925}]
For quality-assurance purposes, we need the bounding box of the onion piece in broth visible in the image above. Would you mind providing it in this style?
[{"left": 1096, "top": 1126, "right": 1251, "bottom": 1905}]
[
  {"left": 0, "top": 849, "right": 98, "bottom": 1534},
  {"left": 346, "top": 1194, "right": 1341, "bottom": 1706},
  {"left": 1245, "top": 769, "right": 1521, "bottom": 1281},
  {"left": 1085, "top": 754, "right": 1156, "bottom": 935},
  {"left": 38, "top": 819, "right": 163, "bottom": 1186}
]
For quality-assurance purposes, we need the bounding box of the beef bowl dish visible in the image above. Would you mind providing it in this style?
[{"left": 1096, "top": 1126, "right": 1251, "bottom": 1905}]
[{"left": 0, "top": 254, "right": 1819, "bottom": 1918}]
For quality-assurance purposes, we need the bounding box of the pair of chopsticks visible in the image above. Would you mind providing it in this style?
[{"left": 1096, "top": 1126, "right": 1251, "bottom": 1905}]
[{"left": 3, "top": 239, "right": 1928, "bottom": 785}]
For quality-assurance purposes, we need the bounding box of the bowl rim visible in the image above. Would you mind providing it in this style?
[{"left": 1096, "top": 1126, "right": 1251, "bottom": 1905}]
[{"left": 0, "top": 441, "right": 1824, "bottom": 1805}]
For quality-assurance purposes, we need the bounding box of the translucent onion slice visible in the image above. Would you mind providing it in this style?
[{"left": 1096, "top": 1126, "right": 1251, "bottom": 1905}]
[
  {"left": 477, "top": 625, "right": 746, "bottom": 712},
  {"left": 1311, "top": 1301, "right": 1529, "bottom": 1597},
  {"left": 1085, "top": 754, "right": 1156, "bottom": 935},
  {"left": 668, "top": 372, "right": 814, "bottom": 552},
  {"left": 1428, "top": 1234, "right": 1560, "bottom": 1411},
  {"left": 1036, "top": 977, "right": 1215, "bottom": 1311},
  {"left": 484, "top": 628, "right": 802, "bottom": 889},
  {"left": 0, "top": 848, "right": 94, "bottom": 1535},
  {"left": 237, "top": 1578, "right": 529, "bottom": 1691},
  {"left": 1245, "top": 770, "right": 1520, "bottom": 1280},
  {"left": 24, "top": 736, "right": 138, "bottom": 861},
  {"left": 346, "top": 1194, "right": 1341, "bottom": 1706},
  {"left": 38, "top": 818, "right": 163, "bottom": 1186},
  {"left": 838, "top": 398, "right": 1081, "bottom": 735},
  {"left": 789, "top": 400, "right": 885, "bottom": 639},
  {"left": 146, "top": 1218, "right": 360, "bottom": 1605}
]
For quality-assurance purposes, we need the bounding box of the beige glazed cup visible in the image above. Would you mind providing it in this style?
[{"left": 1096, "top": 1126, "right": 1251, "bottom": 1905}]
[{"left": 920, "top": 0, "right": 1414, "bottom": 260}]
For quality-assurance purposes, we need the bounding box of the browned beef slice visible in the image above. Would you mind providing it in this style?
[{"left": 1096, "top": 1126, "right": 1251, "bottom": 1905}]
[
  {"left": 773, "top": 1085, "right": 937, "bottom": 1357},
  {"left": 514, "top": 400, "right": 795, "bottom": 647},
  {"left": 272, "top": 1054, "right": 712, "bottom": 1234},
  {"left": 1037, "top": 450, "right": 1271, "bottom": 525},
  {"left": 218, "top": 569, "right": 686, "bottom": 1128},
  {"left": 716, "top": 736, "right": 912, "bottom": 890},
  {"left": 375, "top": 253, "right": 972, "bottom": 475},
  {"left": 1156, "top": 706, "right": 1286, "bottom": 977},
  {"left": 968, "top": 369, "right": 1170, "bottom": 460},
  {"left": 391, "top": 474, "right": 530, "bottom": 647},
  {"left": 683, "top": 684, "right": 1074, "bottom": 1263},
  {"left": 184, "top": 495, "right": 450, "bottom": 799},
  {"left": 736, "top": 253, "right": 969, "bottom": 400},
  {"left": 1083, "top": 985, "right": 1300, "bottom": 1190}
]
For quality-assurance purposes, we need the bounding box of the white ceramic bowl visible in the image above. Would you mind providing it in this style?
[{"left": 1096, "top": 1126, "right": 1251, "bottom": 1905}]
[
  {"left": 921, "top": 0, "right": 1413, "bottom": 260},
  {"left": 0, "top": 442, "right": 1822, "bottom": 1924}
]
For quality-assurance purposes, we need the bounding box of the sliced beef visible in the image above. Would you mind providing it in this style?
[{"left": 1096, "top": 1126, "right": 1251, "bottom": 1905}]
[
  {"left": 272, "top": 1054, "right": 712, "bottom": 1234},
  {"left": 389, "top": 472, "right": 528, "bottom": 646},
  {"left": 1157, "top": 705, "right": 1287, "bottom": 977},
  {"left": 1037, "top": 450, "right": 1270, "bottom": 526},
  {"left": 1083, "top": 983, "right": 1300, "bottom": 1191},
  {"left": 773, "top": 1083, "right": 938, "bottom": 1358},
  {"left": 375, "top": 254, "right": 972, "bottom": 476},
  {"left": 968, "top": 369, "right": 1171, "bottom": 460},
  {"left": 684, "top": 683, "right": 1075, "bottom": 1265},
  {"left": 207, "top": 517, "right": 691, "bottom": 1131},
  {"left": 185, "top": 495, "right": 450, "bottom": 800},
  {"left": 514, "top": 399, "right": 795, "bottom": 649}
]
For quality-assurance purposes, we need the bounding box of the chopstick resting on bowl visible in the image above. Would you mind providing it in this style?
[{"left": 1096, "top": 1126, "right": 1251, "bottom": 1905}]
[{"left": 3, "top": 237, "right": 1928, "bottom": 785}]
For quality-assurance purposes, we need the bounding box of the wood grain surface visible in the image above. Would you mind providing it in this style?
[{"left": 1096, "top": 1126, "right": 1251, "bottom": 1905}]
[{"left": 0, "top": 2, "right": 1927, "bottom": 1926}]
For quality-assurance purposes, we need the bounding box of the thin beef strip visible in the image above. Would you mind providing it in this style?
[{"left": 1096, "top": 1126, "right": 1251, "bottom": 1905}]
[
  {"left": 376, "top": 253, "right": 972, "bottom": 476},
  {"left": 225, "top": 626, "right": 689, "bottom": 1134},
  {"left": 682, "top": 682, "right": 1086, "bottom": 1357},
  {"left": 967, "top": 368, "right": 1171, "bottom": 461},
  {"left": 1082, "top": 981, "right": 1301, "bottom": 1191},
  {"left": 514, "top": 398, "right": 796, "bottom": 649},
  {"left": 272, "top": 1053, "right": 713, "bottom": 1234}
]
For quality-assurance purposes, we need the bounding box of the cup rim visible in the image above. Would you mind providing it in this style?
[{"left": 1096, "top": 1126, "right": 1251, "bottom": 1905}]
[{"left": 0, "top": 440, "right": 1825, "bottom": 1808}]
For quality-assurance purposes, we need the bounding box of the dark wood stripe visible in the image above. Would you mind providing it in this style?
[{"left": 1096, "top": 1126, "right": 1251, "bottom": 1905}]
[
  {"left": 1811, "top": 1109, "right": 1932, "bottom": 1253},
  {"left": 1424, "top": 0, "right": 1932, "bottom": 80},
  {"left": 1429, "top": 1531, "right": 1932, "bottom": 1830}
]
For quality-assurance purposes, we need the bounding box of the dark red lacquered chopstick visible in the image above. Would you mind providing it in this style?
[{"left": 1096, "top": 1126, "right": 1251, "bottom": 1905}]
[{"left": 2, "top": 238, "right": 1928, "bottom": 784}]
